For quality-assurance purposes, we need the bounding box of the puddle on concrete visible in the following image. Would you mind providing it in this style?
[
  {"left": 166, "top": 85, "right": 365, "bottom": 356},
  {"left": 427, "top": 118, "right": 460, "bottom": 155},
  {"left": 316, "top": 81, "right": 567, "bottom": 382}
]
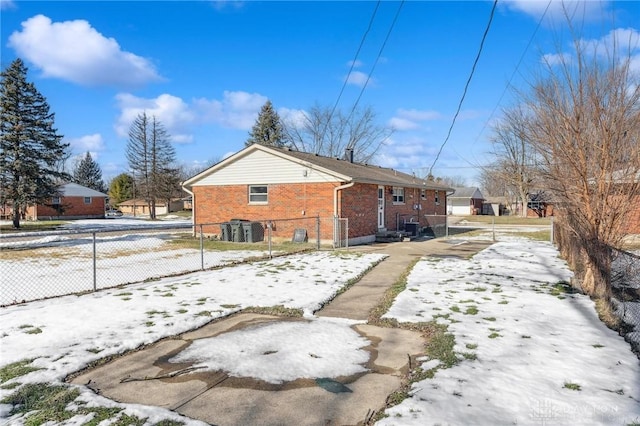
[{"left": 70, "top": 313, "right": 426, "bottom": 425}]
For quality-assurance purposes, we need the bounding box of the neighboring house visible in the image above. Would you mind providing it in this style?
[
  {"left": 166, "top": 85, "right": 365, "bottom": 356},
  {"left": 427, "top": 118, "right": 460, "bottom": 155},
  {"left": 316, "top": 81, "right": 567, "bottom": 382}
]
[
  {"left": 182, "top": 144, "right": 453, "bottom": 245},
  {"left": 118, "top": 198, "right": 184, "bottom": 217},
  {"left": 526, "top": 191, "right": 554, "bottom": 218},
  {"left": 24, "top": 182, "right": 108, "bottom": 220},
  {"left": 482, "top": 195, "right": 508, "bottom": 216},
  {"left": 448, "top": 187, "right": 484, "bottom": 215},
  {"left": 628, "top": 195, "right": 640, "bottom": 234}
]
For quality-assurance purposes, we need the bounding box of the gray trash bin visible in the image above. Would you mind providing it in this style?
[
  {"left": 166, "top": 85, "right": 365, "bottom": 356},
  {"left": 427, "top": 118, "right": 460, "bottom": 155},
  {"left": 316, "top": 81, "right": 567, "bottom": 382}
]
[
  {"left": 244, "top": 222, "right": 264, "bottom": 243},
  {"left": 230, "top": 219, "right": 248, "bottom": 242},
  {"left": 220, "top": 222, "right": 232, "bottom": 241}
]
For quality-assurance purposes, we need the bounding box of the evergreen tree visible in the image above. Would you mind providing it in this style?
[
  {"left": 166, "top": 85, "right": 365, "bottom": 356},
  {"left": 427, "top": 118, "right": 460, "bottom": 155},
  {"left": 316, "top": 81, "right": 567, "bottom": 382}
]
[
  {"left": 126, "top": 112, "right": 178, "bottom": 219},
  {"left": 108, "top": 173, "right": 134, "bottom": 206},
  {"left": 73, "top": 151, "right": 106, "bottom": 193},
  {"left": 245, "top": 100, "right": 286, "bottom": 147},
  {"left": 0, "top": 58, "right": 69, "bottom": 228}
]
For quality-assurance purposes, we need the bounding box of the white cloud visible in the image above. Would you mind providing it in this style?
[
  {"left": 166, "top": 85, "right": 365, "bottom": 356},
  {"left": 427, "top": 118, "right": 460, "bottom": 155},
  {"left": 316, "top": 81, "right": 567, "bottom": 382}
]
[
  {"left": 502, "top": 0, "right": 608, "bottom": 22},
  {"left": 388, "top": 117, "right": 419, "bottom": 131},
  {"left": 115, "top": 93, "right": 195, "bottom": 142},
  {"left": 347, "top": 59, "right": 363, "bottom": 68},
  {"left": 397, "top": 108, "right": 442, "bottom": 121},
  {"left": 345, "top": 71, "right": 371, "bottom": 87},
  {"left": 65, "top": 133, "right": 105, "bottom": 153},
  {"left": 0, "top": 0, "right": 16, "bottom": 10},
  {"left": 279, "top": 107, "right": 308, "bottom": 129},
  {"left": 193, "top": 90, "right": 268, "bottom": 130},
  {"left": 388, "top": 108, "right": 442, "bottom": 131},
  {"left": 541, "top": 52, "right": 572, "bottom": 66},
  {"left": 579, "top": 27, "right": 640, "bottom": 63},
  {"left": 114, "top": 90, "right": 269, "bottom": 142},
  {"left": 8, "top": 14, "right": 162, "bottom": 87}
]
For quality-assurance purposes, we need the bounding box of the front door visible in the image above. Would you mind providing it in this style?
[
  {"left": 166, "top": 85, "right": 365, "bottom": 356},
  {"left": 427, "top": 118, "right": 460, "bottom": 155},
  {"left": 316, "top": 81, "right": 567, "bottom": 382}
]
[{"left": 378, "top": 186, "right": 385, "bottom": 229}]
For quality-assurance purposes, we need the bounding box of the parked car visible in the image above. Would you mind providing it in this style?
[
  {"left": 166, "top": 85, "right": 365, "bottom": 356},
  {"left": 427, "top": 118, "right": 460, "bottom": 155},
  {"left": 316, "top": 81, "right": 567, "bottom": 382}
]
[{"left": 105, "top": 208, "right": 123, "bottom": 218}]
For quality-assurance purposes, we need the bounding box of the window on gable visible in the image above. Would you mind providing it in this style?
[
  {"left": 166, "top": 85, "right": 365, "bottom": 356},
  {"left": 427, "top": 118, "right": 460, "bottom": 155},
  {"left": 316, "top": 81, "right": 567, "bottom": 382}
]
[
  {"left": 84, "top": 197, "right": 92, "bottom": 204},
  {"left": 392, "top": 187, "right": 405, "bottom": 203},
  {"left": 52, "top": 196, "right": 61, "bottom": 205},
  {"left": 249, "top": 185, "right": 268, "bottom": 204}
]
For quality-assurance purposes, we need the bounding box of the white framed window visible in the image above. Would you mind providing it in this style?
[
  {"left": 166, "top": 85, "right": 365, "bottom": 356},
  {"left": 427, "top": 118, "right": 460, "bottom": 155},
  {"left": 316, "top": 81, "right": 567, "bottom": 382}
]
[
  {"left": 249, "top": 185, "right": 268, "bottom": 204},
  {"left": 84, "top": 197, "right": 92, "bottom": 204},
  {"left": 421, "top": 189, "right": 426, "bottom": 200},
  {"left": 435, "top": 190, "right": 440, "bottom": 205},
  {"left": 52, "top": 196, "right": 61, "bottom": 204},
  {"left": 392, "top": 187, "right": 405, "bottom": 203}
]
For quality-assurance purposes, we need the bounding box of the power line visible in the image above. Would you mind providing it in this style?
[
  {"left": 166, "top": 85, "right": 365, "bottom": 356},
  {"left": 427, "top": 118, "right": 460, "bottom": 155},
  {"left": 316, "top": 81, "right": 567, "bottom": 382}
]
[
  {"left": 318, "top": 1, "right": 381, "bottom": 147},
  {"left": 472, "top": 0, "right": 552, "bottom": 146},
  {"left": 427, "top": 0, "right": 498, "bottom": 177},
  {"left": 344, "top": 0, "right": 405, "bottom": 143}
]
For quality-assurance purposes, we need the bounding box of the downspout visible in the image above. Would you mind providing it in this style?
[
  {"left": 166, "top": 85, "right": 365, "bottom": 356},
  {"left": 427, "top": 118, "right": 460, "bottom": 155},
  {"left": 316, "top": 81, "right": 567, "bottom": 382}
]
[
  {"left": 334, "top": 182, "right": 355, "bottom": 218},
  {"left": 334, "top": 181, "right": 354, "bottom": 247},
  {"left": 182, "top": 183, "right": 195, "bottom": 236}
]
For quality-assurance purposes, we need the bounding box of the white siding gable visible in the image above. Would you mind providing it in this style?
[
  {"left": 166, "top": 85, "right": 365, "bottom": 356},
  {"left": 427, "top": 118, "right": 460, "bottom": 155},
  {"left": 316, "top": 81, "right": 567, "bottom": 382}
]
[{"left": 192, "top": 149, "right": 340, "bottom": 186}]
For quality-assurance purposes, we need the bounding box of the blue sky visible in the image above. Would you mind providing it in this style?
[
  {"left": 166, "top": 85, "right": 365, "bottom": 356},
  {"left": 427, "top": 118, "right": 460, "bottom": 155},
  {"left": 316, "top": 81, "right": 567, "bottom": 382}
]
[{"left": 1, "top": 1, "right": 639, "bottom": 186}]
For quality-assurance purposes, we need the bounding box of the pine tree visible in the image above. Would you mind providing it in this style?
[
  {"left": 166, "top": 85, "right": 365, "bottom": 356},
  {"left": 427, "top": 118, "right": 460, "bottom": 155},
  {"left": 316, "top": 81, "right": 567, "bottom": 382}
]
[
  {"left": 0, "top": 58, "right": 69, "bottom": 228},
  {"left": 245, "top": 100, "right": 286, "bottom": 147},
  {"left": 73, "top": 151, "right": 106, "bottom": 193},
  {"left": 126, "top": 112, "right": 178, "bottom": 219},
  {"left": 108, "top": 173, "right": 134, "bottom": 206}
]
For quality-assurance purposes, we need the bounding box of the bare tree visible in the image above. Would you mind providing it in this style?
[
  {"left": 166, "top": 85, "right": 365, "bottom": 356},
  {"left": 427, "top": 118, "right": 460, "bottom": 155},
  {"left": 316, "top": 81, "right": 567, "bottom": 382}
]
[
  {"left": 520, "top": 29, "right": 640, "bottom": 303},
  {"left": 487, "top": 105, "right": 539, "bottom": 217},
  {"left": 126, "top": 112, "right": 178, "bottom": 219},
  {"left": 282, "top": 104, "right": 392, "bottom": 163}
]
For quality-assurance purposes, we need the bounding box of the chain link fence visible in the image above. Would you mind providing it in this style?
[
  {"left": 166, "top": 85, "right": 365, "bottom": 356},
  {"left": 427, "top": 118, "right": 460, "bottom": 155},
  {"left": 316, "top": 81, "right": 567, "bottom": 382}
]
[
  {"left": 611, "top": 247, "right": 640, "bottom": 352},
  {"left": 552, "top": 221, "right": 640, "bottom": 354},
  {"left": 0, "top": 217, "right": 324, "bottom": 306}
]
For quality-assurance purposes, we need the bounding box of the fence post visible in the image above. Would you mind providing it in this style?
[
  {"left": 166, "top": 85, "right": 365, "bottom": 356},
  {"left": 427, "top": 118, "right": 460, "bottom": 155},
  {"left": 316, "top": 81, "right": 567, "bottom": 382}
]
[
  {"left": 268, "top": 221, "right": 273, "bottom": 258},
  {"left": 92, "top": 231, "right": 97, "bottom": 292},
  {"left": 199, "top": 224, "right": 204, "bottom": 270},
  {"left": 492, "top": 217, "right": 496, "bottom": 242},
  {"left": 445, "top": 214, "right": 449, "bottom": 238},
  {"left": 316, "top": 216, "right": 320, "bottom": 250}
]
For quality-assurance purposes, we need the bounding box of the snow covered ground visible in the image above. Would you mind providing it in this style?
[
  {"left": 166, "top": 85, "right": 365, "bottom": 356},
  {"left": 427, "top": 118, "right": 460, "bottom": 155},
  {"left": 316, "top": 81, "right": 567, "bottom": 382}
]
[
  {"left": 379, "top": 240, "right": 640, "bottom": 426},
  {"left": 0, "top": 217, "right": 274, "bottom": 305},
  {"left": 1, "top": 230, "right": 639, "bottom": 425},
  {"left": 0, "top": 250, "right": 386, "bottom": 424}
]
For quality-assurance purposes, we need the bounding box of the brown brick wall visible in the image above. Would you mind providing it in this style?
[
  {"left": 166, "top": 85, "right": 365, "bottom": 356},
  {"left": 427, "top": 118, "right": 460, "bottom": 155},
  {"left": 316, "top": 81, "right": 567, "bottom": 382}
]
[
  {"left": 35, "top": 196, "right": 106, "bottom": 219},
  {"left": 193, "top": 183, "right": 337, "bottom": 238},
  {"left": 193, "top": 183, "right": 450, "bottom": 240},
  {"left": 628, "top": 196, "right": 640, "bottom": 234}
]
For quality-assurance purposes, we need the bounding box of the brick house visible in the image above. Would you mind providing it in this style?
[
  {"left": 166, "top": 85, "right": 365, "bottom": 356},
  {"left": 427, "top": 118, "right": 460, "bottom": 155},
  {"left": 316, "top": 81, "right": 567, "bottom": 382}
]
[
  {"left": 182, "top": 144, "right": 453, "bottom": 245},
  {"left": 25, "top": 182, "right": 108, "bottom": 220}
]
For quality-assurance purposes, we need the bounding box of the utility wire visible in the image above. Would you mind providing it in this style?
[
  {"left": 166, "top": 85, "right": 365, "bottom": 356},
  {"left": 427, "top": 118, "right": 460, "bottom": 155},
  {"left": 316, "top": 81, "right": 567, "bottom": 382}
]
[
  {"left": 427, "top": 0, "right": 498, "bottom": 177},
  {"left": 317, "top": 1, "right": 381, "bottom": 149},
  {"left": 472, "top": 0, "right": 552, "bottom": 146},
  {"left": 344, "top": 0, "right": 405, "bottom": 147}
]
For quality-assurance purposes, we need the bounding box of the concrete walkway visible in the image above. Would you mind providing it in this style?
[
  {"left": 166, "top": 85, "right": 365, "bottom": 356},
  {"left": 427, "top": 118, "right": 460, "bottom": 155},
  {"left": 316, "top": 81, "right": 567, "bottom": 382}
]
[{"left": 71, "top": 238, "right": 493, "bottom": 426}]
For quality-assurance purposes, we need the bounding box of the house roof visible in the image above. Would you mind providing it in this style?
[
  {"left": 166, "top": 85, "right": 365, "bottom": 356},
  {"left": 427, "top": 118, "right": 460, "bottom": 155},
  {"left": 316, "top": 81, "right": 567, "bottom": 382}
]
[
  {"left": 184, "top": 144, "right": 454, "bottom": 191},
  {"left": 59, "top": 183, "right": 107, "bottom": 198},
  {"left": 449, "top": 187, "right": 484, "bottom": 200}
]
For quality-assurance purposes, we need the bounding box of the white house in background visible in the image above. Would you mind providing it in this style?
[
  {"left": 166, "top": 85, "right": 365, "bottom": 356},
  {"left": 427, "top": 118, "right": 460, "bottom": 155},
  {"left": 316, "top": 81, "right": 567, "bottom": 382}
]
[{"left": 447, "top": 187, "right": 485, "bottom": 215}]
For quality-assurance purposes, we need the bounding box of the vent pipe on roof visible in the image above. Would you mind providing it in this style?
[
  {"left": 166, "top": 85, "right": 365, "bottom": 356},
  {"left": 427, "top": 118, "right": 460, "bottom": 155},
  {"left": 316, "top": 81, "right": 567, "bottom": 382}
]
[{"left": 344, "top": 147, "right": 354, "bottom": 163}]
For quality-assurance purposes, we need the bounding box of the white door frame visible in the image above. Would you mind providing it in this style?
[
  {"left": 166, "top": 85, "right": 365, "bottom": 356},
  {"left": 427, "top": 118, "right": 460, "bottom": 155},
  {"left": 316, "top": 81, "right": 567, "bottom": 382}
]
[{"left": 378, "top": 186, "right": 385, "bottom": 229}]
